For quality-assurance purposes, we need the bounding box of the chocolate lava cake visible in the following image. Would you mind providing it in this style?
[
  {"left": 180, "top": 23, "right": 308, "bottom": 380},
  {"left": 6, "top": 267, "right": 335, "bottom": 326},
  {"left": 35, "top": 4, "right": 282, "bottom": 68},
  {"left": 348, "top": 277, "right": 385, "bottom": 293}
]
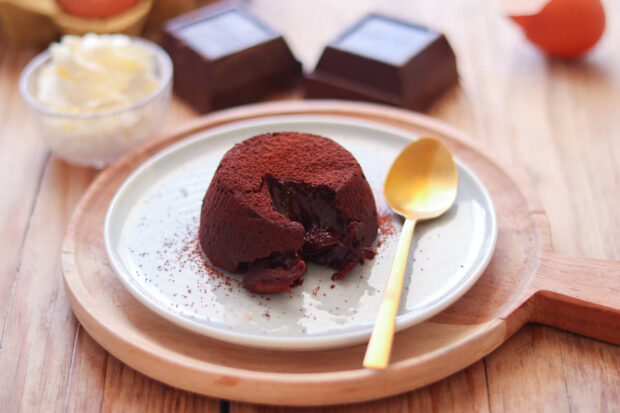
[{"left": 199, "top": 132, "right": 378, "bottom": 293}]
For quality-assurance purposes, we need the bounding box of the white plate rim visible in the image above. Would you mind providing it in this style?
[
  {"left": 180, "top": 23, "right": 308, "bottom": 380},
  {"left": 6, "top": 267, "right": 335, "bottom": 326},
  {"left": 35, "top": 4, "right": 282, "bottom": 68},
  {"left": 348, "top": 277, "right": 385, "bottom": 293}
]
[{"left": 104, "top": 114, "right": 498, "bottom": 350}]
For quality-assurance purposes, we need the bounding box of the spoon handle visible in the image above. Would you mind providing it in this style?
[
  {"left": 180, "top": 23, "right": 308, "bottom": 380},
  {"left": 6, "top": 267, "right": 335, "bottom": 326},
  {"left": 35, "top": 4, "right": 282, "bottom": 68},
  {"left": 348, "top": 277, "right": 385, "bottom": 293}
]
[{"left": 363, "top": 218, "right": 416, "bottom": 369}]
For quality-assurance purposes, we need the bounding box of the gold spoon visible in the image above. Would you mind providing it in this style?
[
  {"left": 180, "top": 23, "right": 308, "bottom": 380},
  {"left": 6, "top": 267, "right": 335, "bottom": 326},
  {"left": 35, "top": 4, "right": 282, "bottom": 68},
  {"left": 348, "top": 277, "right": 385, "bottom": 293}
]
[{"left": 363, "top": 137, "right": 458, "bottom": 369}]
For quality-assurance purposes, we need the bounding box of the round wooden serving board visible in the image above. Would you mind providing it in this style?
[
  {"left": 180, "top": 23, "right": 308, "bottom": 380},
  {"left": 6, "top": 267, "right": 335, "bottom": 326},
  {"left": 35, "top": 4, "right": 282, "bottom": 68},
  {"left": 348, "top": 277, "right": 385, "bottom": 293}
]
[{"left": 62, "top": 101, "right": 620, "bottom": 406}]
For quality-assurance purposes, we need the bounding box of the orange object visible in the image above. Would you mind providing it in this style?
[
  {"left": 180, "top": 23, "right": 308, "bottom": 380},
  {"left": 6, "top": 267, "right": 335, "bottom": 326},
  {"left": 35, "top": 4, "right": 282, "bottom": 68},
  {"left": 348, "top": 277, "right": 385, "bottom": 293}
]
[
  {"left": 58, "top": 0, "right": 140, "bottom": 19},
  {"left": 509, "top": 0, "right": 606, "bottom": 58}
]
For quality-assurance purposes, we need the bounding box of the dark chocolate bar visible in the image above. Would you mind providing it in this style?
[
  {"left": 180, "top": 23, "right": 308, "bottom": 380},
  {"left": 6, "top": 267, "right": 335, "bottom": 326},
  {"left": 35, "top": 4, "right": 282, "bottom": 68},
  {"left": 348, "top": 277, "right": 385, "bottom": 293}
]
[
  {"left": 305, "top": 14, "right": 459, "bottom": 111},
  {"left": 162, "top": 3, "right": 302, "bottom": 113}
]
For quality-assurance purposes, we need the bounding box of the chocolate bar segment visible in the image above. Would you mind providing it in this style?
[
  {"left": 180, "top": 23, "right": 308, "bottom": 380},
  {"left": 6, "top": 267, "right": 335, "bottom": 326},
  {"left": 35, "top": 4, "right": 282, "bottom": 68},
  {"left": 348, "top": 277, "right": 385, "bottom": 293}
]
[
  {"left": 305, "top": 15, "right": 459, "bottom": 111},
  {"left": 162, "top": 3, "right": 302, "bottom": 113}
]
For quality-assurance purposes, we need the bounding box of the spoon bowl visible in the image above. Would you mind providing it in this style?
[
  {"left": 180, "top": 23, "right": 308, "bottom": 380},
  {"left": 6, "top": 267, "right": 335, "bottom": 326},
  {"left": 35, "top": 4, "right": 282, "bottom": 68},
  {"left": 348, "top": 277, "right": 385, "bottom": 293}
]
[
  {"left": 363, "top": 137, "right": 458, "bottom": 369},
  {"left": 384, "top": 137, "right": 458, "bottom": 219}
]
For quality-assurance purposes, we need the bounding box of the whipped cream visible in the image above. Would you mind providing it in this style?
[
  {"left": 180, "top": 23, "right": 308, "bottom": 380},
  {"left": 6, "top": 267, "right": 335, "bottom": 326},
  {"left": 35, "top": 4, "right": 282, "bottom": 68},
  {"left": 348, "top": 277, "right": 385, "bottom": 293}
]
[
  {"left": 36, "top": 33, "right": 159, "bottom": 113},
  {"left": 27, "top": 34, "right": 172, "bottom": 168}
]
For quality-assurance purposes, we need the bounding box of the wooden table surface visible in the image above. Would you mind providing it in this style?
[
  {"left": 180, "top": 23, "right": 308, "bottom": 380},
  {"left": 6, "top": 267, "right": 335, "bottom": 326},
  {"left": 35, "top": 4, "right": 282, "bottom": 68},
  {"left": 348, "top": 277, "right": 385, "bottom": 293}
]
[{"left": 1, "top": 0, "right": 619, "bottom": 411}]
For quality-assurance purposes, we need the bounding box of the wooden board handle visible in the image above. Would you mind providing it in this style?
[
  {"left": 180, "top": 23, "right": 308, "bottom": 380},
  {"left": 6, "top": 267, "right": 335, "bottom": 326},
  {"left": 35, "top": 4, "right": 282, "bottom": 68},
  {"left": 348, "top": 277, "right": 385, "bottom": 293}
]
[{"left": 530, "top": 252, "right": 620, "bottom": 344}]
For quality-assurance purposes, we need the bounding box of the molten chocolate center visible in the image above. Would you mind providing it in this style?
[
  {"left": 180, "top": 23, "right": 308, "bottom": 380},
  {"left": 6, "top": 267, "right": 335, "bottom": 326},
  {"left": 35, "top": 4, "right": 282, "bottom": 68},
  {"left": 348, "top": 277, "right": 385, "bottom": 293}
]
[{"left": 241, "top": 176, "right": 374, "bottom": 292}]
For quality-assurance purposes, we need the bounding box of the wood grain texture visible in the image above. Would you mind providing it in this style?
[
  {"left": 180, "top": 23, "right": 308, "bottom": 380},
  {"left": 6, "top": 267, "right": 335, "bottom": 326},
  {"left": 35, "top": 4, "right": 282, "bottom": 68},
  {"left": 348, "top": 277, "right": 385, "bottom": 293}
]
[
  {"left": 530, "top": 252, "right": 620, "bottom": 344},
  {"left": 0, "top": 160, "right": 96, "bottom": 411},
  {"left": 65, "top": 325, "right": 221, "bottom": 413},
  {"left": 0, "top": 43, "right": 48, "bottom": 349},
  {"left": 230, "top": 361, "right": 489, "bottom": 413},
  {"left": 0, "top": 0, "right": 618, "bottom": 411}
]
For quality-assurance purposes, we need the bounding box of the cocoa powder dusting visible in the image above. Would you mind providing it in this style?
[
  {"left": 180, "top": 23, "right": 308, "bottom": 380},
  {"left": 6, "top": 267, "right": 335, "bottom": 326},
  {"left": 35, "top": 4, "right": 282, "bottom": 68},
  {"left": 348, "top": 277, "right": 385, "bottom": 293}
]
[
  {"left": 172, "top": 224, "right": 242, "bottom": 295},
  {"left": 377, "top": 213, "right": 397, "bottom": 246}
]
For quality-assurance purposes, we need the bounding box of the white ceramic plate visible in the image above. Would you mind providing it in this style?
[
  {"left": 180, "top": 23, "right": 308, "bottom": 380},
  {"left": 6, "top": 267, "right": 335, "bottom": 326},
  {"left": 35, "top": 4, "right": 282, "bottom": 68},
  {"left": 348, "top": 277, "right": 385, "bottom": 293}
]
[{"left": 104, "top": 115, "right": 497, "bottom": 350}]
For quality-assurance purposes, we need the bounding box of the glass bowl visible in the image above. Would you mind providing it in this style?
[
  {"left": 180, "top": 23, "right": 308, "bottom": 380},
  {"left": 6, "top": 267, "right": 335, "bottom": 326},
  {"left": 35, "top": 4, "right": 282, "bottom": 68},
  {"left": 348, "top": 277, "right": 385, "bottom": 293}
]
[{"left": 19, "top": 37, "right": 173, "bottom": 169}]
